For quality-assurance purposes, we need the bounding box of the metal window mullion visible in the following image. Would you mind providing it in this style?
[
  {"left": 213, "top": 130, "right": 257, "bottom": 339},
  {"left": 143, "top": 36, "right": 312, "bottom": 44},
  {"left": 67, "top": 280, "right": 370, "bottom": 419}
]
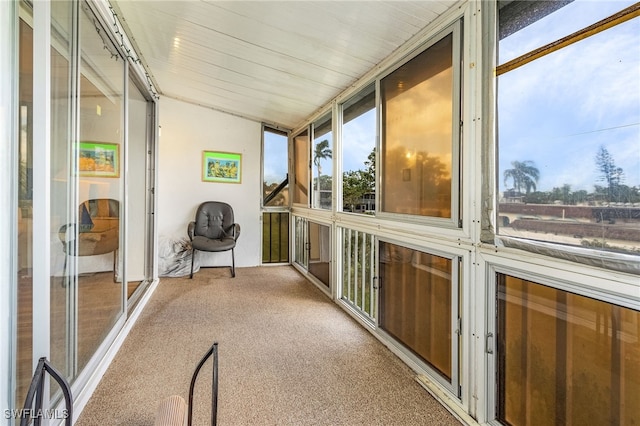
[
  {"left": 68, "top": 0, "right": 81, "bottom": 379},
  {"left": 345, "top": 228, "right": 352, "bottom": 302},
  {"left": 1, "top": 0, "right": 18, "bottom": 414},
  {"left": 452, "top": 19, "right": 462, "bottom": 228},
  {"left": 354, "top": 230, "right": 359, "bottom": 308},
  {"left": 32, "top": 0, "right": 52, "bottom": 378},
  {"left": 369, "top": 233, "right": 376, "bottom": 319},
  {"left": 360, "top": 233, "right": 366, "bottom": 311}
]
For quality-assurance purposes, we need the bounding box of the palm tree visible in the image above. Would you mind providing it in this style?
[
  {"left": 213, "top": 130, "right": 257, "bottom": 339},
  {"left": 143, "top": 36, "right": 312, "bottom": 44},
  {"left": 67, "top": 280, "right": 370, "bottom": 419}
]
[
  {"left": 313, "top": 139, "right": 332, "bottom": 189},
  {"left": 503, "top": 160, "right": 540, "bottom": 194}
]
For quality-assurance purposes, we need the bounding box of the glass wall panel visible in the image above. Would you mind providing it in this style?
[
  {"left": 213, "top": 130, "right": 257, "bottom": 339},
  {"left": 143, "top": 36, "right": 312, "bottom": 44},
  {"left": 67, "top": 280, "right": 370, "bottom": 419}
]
[
  {"left": 75, "top": 2, "right": 124, "bottom": 371},
  {"left": 497, "top": 1, "right": 640, "bottom": 255},
  {"left": 379, "top": 242, "right": 452, "bottom": 380},
  {"left": 49, "top": 0, "right": 73, "bottom": 386},
  {"left": 126, "top": 78, "right": 151, "bottom": 305},
  {"left": 497, "top": 274, "right": 640, "bottom": 425},
  {"left": 341, "top": 84, "right": 376, "bottom": 214},
  {"left": 263, "top": 127, "right": 289, "bottom": 207},
  {"left": 16, "top": 6, "right": 34, "bottom": 405},
  {"left": 380, "top": 33, "right": 454, "bottom": 218},
  {"left": 293, "top": 129, "right": 309, "bottom": 206},
  {"left": 308, "top": 221, "right": 330, "bottom": 287},
  {"left": 312, "top": 114, "right": 332, "bottom": 210}
]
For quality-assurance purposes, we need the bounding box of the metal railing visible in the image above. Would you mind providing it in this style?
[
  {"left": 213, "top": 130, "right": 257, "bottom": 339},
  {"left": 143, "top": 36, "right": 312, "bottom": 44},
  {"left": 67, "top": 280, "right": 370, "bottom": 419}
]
[
  {"left": 262, "top": 212, "right": 290, "bottom": 263},
  {"left": 341, "top": 227, "right": 377, "bottom": 322}
]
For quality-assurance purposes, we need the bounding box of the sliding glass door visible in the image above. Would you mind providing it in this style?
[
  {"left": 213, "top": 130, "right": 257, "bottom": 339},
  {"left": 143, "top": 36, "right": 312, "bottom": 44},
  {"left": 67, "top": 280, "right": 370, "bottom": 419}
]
[{"left": 15, "top": 0, "right": 156, "bottom": 406}]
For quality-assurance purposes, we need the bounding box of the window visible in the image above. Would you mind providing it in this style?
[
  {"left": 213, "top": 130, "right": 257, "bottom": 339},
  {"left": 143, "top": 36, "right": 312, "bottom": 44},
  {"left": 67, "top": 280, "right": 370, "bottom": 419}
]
[
  {"left": 262, "top": 126, "right": 289, "bottom": 264},
  {"left": 312, "top": 114, "right": 332, "bottom": 210},
  {"left": 263, "top": 127, "right": 289, "bottom": 207},
  {"left": 292, "top": 129, "right": 309, "bottom": 206},
  {"left": 341, "top": 84, "right": 376, "bottom": 214},
  {"left": 497, "top": 273, "right": 640, "bottom": 425},
  {"left": 497, "top": 1, "right": 640, "bottom": 256},
  {"left": 308, "top": 221, "right": 331, "bottom": 287},
  {"left": 379, "top": 242, "right": 456, "bottom": 383},
  {"left": 380, "top": 24, "right": 461, "bottom": 223}
]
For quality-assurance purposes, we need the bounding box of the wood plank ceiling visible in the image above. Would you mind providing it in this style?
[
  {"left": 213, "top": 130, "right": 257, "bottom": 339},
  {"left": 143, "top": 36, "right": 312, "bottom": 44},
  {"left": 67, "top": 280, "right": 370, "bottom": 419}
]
[{"left": 112, "top": 1, "right": 456, "bottom": 129}]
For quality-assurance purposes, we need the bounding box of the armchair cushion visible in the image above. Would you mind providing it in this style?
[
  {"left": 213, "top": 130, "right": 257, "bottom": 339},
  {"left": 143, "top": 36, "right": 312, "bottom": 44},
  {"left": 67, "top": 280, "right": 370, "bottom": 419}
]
[{"left": 191, "top": 235, "right": 236, "bottom": 252}]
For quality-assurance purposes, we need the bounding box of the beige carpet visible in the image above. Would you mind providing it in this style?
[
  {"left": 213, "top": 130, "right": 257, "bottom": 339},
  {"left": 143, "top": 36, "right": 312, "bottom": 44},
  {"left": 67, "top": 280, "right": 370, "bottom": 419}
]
[{"left": 76, "top": 266, "right": 461, "bottom": 425}]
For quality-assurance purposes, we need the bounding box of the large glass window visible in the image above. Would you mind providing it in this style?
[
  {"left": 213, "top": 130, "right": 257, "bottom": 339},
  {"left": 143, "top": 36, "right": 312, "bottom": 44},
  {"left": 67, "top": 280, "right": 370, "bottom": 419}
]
[
  {"left": 380, "top": 26, "right": 460, "bottom": 221},
  {"left": 497, "top": 274, "right": 640, "bottom": 425},
  {"left": 379, "top": 242, "right": 454, "bottom": 382},
  {"left": 312, "top": 114, "right": 332, "bottom": 210},
  {"left": 497, "top": 1, "right": 640, "bottom": 256},
  {"left": 341, "top": 84, "right": 376, "bottom": 214}
]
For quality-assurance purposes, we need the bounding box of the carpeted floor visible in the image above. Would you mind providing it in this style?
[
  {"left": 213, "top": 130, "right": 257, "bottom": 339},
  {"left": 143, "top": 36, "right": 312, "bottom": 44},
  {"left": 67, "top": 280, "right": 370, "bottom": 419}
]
[{"left": 76, "top": 266, "right": 461, "bottom": 425}]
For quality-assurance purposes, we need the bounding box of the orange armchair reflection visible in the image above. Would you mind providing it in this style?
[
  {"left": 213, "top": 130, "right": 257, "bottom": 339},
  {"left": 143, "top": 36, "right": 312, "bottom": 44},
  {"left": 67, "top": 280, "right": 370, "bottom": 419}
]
[{"left": 58, "top": 199, "right": 119, "bottom": 285}]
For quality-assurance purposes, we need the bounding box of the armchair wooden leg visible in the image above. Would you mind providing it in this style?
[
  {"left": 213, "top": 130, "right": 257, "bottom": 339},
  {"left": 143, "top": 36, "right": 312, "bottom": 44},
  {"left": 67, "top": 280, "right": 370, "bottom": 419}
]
[{"left": 190, "top": 249, "right": 196, "bottom": 279}]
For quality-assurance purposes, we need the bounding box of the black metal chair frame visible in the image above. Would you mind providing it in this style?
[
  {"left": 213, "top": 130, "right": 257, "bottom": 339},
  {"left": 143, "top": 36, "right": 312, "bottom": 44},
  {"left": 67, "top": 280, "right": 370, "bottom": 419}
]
[
  {"left": 21, "top": 357, "right": 73, "bottom": 426},
  {"left": 187, "top": 342, "right": 219, "bottom": 426}
]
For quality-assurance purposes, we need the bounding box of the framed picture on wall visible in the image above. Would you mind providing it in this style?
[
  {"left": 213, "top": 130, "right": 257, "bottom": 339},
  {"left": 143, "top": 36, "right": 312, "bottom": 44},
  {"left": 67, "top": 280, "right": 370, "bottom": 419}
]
[
  {"left": 78, "top": 141, "right": 120, "bottom": 178},
  {"left": 202, "top": 151, "right": 242, "bottom": 183}
]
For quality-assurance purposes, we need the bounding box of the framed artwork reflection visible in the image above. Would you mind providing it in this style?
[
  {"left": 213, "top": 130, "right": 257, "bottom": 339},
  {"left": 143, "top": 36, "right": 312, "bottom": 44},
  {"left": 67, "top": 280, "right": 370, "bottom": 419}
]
[
  {"left": 78, "top": 141, "right": 120, "bottom": 178},
  {"left": 202, "top": 151, "right": 242, "bottom": 184}
]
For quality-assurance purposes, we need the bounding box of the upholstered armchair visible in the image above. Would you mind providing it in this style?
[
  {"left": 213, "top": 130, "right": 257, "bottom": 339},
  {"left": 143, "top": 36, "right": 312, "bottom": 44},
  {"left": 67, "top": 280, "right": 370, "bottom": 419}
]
[
  {"left": 58, "top": 198, "right": 120, "bottom": 284},
  {"left": 188, "top": 201, "right": 240, "bottom": 279}
]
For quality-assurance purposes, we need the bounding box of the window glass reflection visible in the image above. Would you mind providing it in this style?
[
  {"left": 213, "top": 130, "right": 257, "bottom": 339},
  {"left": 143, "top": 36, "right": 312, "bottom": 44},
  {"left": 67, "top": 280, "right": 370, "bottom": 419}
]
[
  {"left": 342, "top": 85, "right": 376, "bottom": 214},
  {"left": 312, "top": 115, "right": 332, "bottom": 210},
  {"left": 381, "top": 34, "right": 454, "bottom": 218},
  {"left": 497, "top": 274, "right": 640, "bottom": 425},
  {"left": 379, "top": 242, "right": 452, "bottom": 380},
  {"left": 497, "top": 2, "right": 640, "bottom": 255},
  {"left": 293, "top": 130, "right": 309, "bottom": 206},
  {"left": 75, "top": 2, "right": 125, "bottom": 372}
]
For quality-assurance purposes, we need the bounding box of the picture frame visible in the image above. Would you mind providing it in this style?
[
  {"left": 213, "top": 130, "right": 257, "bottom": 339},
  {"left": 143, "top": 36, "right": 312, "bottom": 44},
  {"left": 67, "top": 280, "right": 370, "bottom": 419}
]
[
  {"left": 78, "top": 141, "right": 120, "bottom": 178},
  {"left": 202, "top": 150, "right": 242, "bottom": 183}
]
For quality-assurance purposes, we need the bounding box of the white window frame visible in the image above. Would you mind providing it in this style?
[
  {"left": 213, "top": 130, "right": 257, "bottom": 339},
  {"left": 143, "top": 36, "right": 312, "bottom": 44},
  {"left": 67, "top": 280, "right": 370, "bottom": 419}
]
[{"left": 376, "top": 19, "right": 464, "bottom": 230}]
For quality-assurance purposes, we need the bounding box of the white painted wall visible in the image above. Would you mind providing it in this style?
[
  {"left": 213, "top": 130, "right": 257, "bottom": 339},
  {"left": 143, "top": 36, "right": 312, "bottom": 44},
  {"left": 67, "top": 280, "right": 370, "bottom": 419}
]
[{"left": 158, "top": 97, "right": 262, "bottom": 268}]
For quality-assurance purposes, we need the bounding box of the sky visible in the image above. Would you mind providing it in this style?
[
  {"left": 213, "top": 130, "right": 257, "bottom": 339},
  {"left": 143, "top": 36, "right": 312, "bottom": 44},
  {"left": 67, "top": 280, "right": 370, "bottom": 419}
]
[
  {"left": 342, "top": 109, "right": 376, "bottom": 173},
  {"left": 263, "top": 130, "right": 288, "bottom": 185},
  {"left": 498, "top": 0, "right": 640, "bottom": 193},
  {"left": 265, "top": 0, "right": 640, "bottom": 194}
]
